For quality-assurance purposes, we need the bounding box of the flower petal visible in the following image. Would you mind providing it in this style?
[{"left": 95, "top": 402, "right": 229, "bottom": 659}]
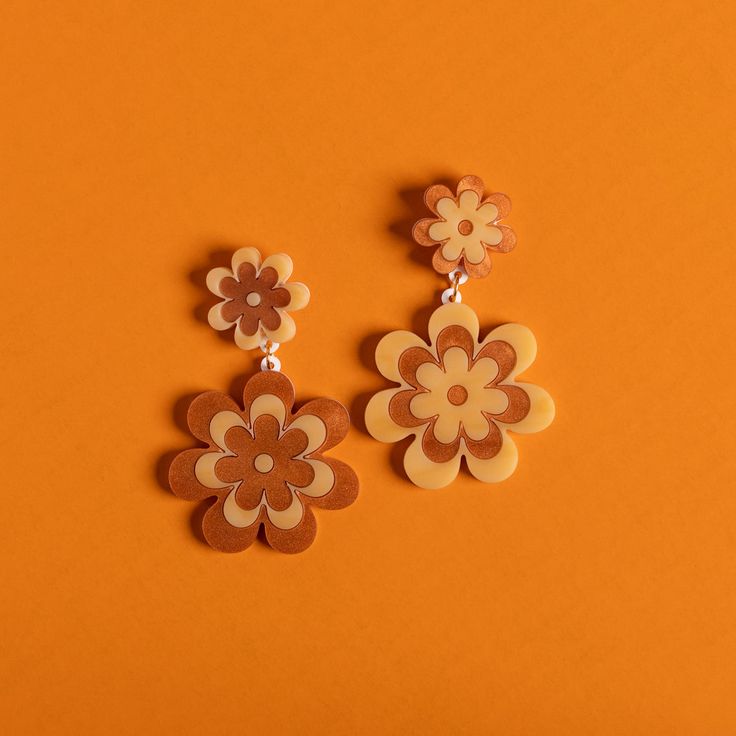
[
  {"left": 424, "top": 184, "right": 454, "bottom": 214},
  {"left": 304, "top": 457, "right": 359, "bottom": 510},
  {"left": 440, "top": 237, "right": 464, "bottom": 262},
  {"left": 292, "top": 398, "right": 349, "bottom": 452},
  {"left": 412, "top": 218, "right": 439, "bottom": 246},
  {"left": 481, "top": 323, "right": 537, "bottom": 377},
  {"left": 404, "top": 434, "right": 461, "bottom": 489},
  {"left": 208, "top": 302, "right": 235, "bottom": 330},
  {"left": 374, "top": 329, "right": 428, "bottom": 383},
  {"left": 500, "top": 383, "right": 555, "bottom": 434},
  {"left": 432, "top": 246, "right": 459, "bottom": 274},
  {"left": 428, "top": 220, "right": 454, "bottom": 242},
  {"left": 365, "top": 388, "right": 414, "bottom": 442},
  {"left": 283, "top": 281, "right": 310, "bottom": 311},
  {"left": 456, "top": 174, "right": 485, "bottom": 200},
  {"left": 231, "top": 247, "right": 261, "bottom": 273},
  {"left": 486, "top": 224, "right": 516, "bottom": 253},
  {"left": 233, "top": 321, "right": 261, "bottom": 350},
  {"left": 168, "top": 448, "right": 218, "bottom": 501},
  {"left": 476, "top": 224, "right": 502, "bottom": 247},
  {"left": 475, "top": 202, "right": 500, "bottom": 224},
  {"left": 205, "top": 267, "right": 234, "bottom": 298},
  {"left": 261, "top": 253, "right": 293, "bottom": 284},
  {"left": 483, "top": 191, "right": 512, "bottom": 219},
  {"left": 462, "top": 248, "right": 492, "bottom": 278},
  {"left": 464, "top": 433, "right": 518, "bottom": 483},
  {"left": 435, "top": 196, "right": 460, "bottom": 220},
  {"left": 203, "top": 495, "right": 263, "bottom": 552},
  {"left": 263, "top": 310, "right": 296, "bottom": 344},
  {"left": 186, "top": 391, "right": 242, "bottom": 443},
  {"left": 264, "top": 505, "right": 317, "bottom": 554},
  {"left": 428, "top": 302, "right": 479, "bottom": 346},
  {"left": 243, "top": 370, "right": 295, "bottom": 419}
]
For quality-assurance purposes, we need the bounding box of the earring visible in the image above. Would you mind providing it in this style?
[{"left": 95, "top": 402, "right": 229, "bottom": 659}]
[
  {"left": 169, "top": 247, "right": 358, "bottom": 553},
  {"left": 365, "top": 175, "right": 554, "bottom": 489}
]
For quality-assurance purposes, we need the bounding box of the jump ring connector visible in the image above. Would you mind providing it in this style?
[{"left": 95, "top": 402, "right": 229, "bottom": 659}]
[
  {"left": 259, "top": 338, "right": 281, "bottom": 372},
  {"left": 441, "top": 266, "right": 468, "bottom": 304},
  {"left": 260, "top": 354, "right": 281, "bottom": 372}
]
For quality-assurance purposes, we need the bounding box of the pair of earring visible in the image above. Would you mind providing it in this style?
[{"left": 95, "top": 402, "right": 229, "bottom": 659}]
[{"left": 168, "top": 175, "right": 555, "bottom": 554}]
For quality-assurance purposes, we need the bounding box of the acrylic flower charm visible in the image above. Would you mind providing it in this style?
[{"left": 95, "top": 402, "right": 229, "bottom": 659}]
[
  {"left": 365, "top": 302, "right": 554, "bottom": 489},
  {"left": 207, "top": 247, "right": 310, "bottom": 350},
  {"left": 412, "top": 175, "right": 516, "bottom": 279},
  {"left": 169, "top": 371, "right": 358, "bottom": 553}
]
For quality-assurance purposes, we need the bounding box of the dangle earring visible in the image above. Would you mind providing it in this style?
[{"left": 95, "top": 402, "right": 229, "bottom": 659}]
[
  {"left": 365, "top": 175, "right": 554, "bottom": 489},
  {"left": 169, "top": 247, "right": 358, "bottom": 553}
]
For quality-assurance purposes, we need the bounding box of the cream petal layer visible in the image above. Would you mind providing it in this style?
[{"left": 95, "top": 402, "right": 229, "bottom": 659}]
[
  {"left": 292, "top": 458, "right": 334, "bottom": 497},
  {"left": 365, "top": 388, "right": 414, "bottom": 443},
  {"left": 464, "top": 434, "right": 519, "bottom": 483},
  {"left": 206, "top": 267, "right": 235, "bottom": 298},
  {"left": 403, "top": 434, "right": 462, "bottom": 489},
  {"left": 263, "top": 310, "right": 296, "bottom": 344},
  {"left": 231, "top": 247, "right": 261, "bottom": 274},
  {"left": 261, "top": 252, "right": 293, "bottom": 282},
  {"left": 374, "top": 330, "right": 428, "bottom": 383}
]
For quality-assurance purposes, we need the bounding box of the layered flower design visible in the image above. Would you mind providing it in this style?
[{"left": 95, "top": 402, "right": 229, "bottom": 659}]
[
  {"left": 412, "top": 175, "right": 516, "bottom": 279},
  {"left": 365, "top": 303, "right": 554, "bottom": 488},
  {"left": 169, "top": 371, "right": 358, "bottom": 553},
  {"left": 207, "top": 247, "right": 310, "bottom": 350}
]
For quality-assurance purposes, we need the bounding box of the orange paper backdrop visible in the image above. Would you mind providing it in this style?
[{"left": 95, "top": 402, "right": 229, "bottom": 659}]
[{"left": 2, "top": 1, "right": 735, "bottom": 733}]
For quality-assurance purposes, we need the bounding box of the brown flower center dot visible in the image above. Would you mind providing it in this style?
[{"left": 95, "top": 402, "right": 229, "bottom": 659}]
[
  {"left": 254, "top": 453, "right": 274, "bottom": 473},
  {"left": 458, "top": 219, "right": 474, "bottom": 236},
  {"left": 246, "top": 291, "right": 262, "bottom": 307},
  {"left": 447, "top": 385, "right": 468, "bottom": 406}
]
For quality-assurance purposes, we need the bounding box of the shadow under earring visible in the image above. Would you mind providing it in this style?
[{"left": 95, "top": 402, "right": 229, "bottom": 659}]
[
  {"left": 169, "top": 247, "right": 358, "bottom": 553},
  {"left": 365, "top": 175, "right": 554, "bottom": 489}
]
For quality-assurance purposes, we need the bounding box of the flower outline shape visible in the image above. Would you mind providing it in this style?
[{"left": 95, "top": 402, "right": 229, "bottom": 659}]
[
  {"left": 365, "top": 302, "right": 554, "bottom": 489},
  {"left": 207, "top": 247, "right": 310, "bottom": 350},
  {"left": 412, "top": 175, "right": 516, "bottom": 279},
  {"left": 169, "top": 371, "right": 358, "bottom": 553}
]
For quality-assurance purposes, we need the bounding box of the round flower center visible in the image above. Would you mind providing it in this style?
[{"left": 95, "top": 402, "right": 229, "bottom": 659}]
[
  {"left": 253, "top": 453, "right": 274, "bottom": 473},
  {"left": 246, "top": 291, "right": 262, "bottom": 307},
  {"left": 457, "top": 219, "right": 474, "bottom": 236},
  {"left": 447, "top": 385, "right": 468, "bottom": 406}
]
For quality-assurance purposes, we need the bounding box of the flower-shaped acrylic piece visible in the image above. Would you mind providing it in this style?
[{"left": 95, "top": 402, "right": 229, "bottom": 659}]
[
  {"left": 365, "top": 302, "right": 554, "bottom": 489},
  {"left": 412, "top": 175, "right": 516, "bottom": 279},
  {"left": 207, "top": 247, "right": 310, "bottom": 350},
  {"left": 169, "top": 371, "right": 358, "bottom": 553}
]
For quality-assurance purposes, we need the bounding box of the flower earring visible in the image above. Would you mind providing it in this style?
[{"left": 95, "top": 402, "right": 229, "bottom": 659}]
[
  {"left": 169, "top": 247, "right": 359, "bottom": 553},
  {"left": 365, "top": 175, "right": 554, "bottom": 489}
]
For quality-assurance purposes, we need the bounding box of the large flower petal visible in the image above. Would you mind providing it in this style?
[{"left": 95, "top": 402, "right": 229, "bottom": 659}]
[
  {"left": 499, "top": 383, "right": 555, "bottom": 433},
  {"left": 208, "top": 302, "right": 234, "bottom": 330},
  {"left": 365, "top": 388, "right": 414, "bottom": 442},
  {"left": 261, "top": 253, "right": 293, "bottom": 283},
  {"left": 292, "top": 398, "right": 349, "bottom": 452},
  {"left": 412, "top": 218, "right": 439, "bottom": 246},
  {"left": 186, "top": 391, "right": 241, "bottom": 443},
  {"left": 202, "top": 495, "right": 262, "bottom": 553},
  {"left": 374, "top": 330, "right": 428, "bottom": 383},
  {"left": 404, "top": 434, "right": 461, "bottom": 489},
  {"left": 428, "top": 302, "right": 479, "bottom": 347},
  {"left": 264, "top": 505, "right": 317, "bottom": 554},
  {"left": 205, "top": 267, "right": 234, "bottom": 298},
  {"left": 424, "top": 184, "right": 454, "bottom": 214},
  {"left": 482, "top": 323, "right": 537, "bottom": 377},
  {"left": 465, "top": 433, "right": 519, "bottom": 483},
  {"left": 283, "top": 282, "right": 310, "bottom": 311},
  {"left": 263, "top": 310, "right": 296, "bottom": 344},
  {"left": 303, "top": 457, "right": 359, "bottom": 510},
  {"left": 169, "top": 448, "right": 218, "bottom": 501},
  {"left": 231, "top": 247, "right": 261, "bottom": 273}
]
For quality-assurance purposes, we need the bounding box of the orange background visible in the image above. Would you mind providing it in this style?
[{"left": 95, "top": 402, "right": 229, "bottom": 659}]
[{"left": 2, "top": 1, "right": 735, "bottom": 733}]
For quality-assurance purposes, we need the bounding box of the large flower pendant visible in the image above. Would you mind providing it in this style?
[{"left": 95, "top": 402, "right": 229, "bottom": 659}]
[
  {"left": 169, "top": 371, "right": 358, "bottom": 553},
  {"left": 365, "top": 302, "right": 554, "bottom": 489}
]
